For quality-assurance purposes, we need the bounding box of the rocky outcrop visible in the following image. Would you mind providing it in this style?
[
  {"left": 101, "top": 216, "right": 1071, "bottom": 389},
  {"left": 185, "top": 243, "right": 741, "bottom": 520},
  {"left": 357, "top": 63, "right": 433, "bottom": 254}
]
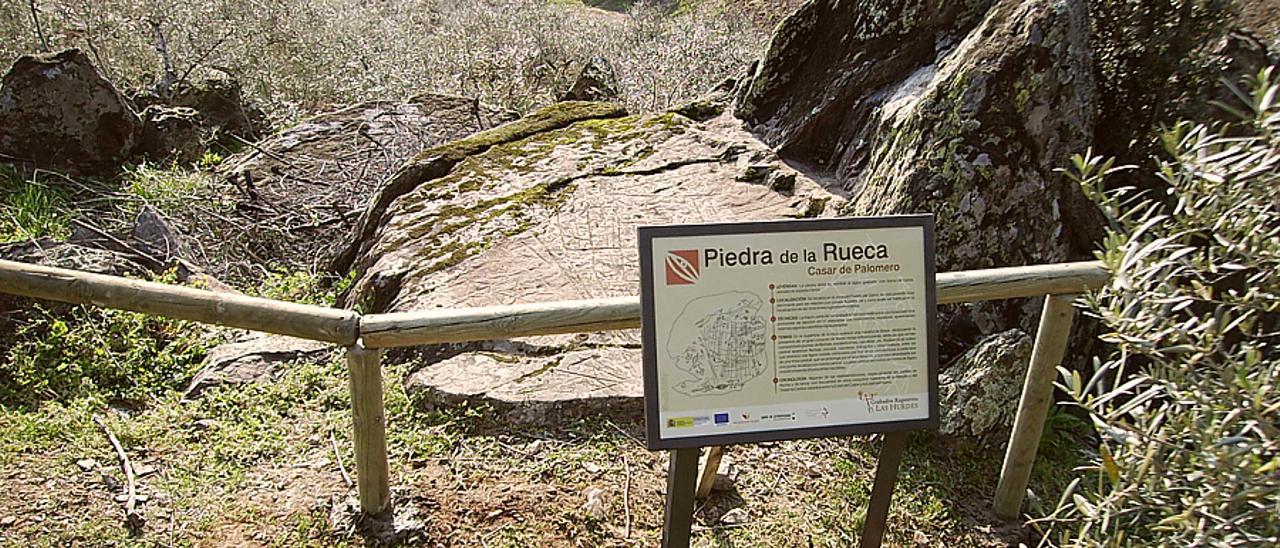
[
  {"left": 0, "top": 49, "right": 142, "bottom": 177},
  {"left": 738, "top": 0, "right": 1100, "bottom": 350},
  {"left": 938, "top": 329, "right": 1032, "bottom": 445},
  {"left": 338, "top": 101, "right": 839, "bottom": 413},
  {"left": 175, "top": 95, "right": 521, "bottom": 399}
]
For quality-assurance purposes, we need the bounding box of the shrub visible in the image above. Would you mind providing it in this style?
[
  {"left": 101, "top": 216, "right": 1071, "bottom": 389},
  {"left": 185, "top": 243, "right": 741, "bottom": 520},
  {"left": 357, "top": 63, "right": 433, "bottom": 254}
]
[
  {"left": 0, "top": 0, "right": 766, "bottom": 121},
  {"left": 0, "top": 303, "right": 208, "bottom": 410},
  {"left": 1041, "top": 67, "right": 1280, "bottom": 545}
]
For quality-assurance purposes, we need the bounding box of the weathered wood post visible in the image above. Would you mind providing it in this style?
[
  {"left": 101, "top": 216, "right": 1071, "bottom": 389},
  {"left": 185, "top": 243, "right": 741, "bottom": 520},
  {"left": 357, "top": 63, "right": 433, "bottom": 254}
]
[
  {"left": 347, "top": 342, "right": 391, "bottom": 515},
  {"left": 695, "top": 446, "right": 725, "bottom": 499},
  {"left": 993, "top": 294, "right": 1077, "bottom": 519},
  {"left": 663, "top": 447, "right": 701, "bottom": 548}
]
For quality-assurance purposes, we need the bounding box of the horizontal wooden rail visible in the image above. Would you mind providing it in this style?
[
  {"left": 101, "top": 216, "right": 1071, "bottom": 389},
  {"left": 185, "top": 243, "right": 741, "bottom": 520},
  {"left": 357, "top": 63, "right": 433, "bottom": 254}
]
[
  {"left": 359, "top": 260, "right": 1107, "bottom": 348},
  {"left": 0, "top": 259, "right": 359, "bottom": 345},
  {"left": 360, "top": 296, "right": 640, "bottom": 348}
]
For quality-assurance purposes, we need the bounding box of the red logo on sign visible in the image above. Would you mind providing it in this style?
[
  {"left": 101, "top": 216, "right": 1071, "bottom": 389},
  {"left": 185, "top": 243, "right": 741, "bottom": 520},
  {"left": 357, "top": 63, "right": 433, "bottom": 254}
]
[{"left": 665, "top": 250, "right": 700, "bottom": 285}]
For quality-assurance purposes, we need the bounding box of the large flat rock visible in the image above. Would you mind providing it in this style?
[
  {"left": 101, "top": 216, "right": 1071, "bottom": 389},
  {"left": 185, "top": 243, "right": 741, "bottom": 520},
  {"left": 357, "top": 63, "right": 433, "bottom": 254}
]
[{"left": 341, "top": 101, "right": 841, "bottom": 412}]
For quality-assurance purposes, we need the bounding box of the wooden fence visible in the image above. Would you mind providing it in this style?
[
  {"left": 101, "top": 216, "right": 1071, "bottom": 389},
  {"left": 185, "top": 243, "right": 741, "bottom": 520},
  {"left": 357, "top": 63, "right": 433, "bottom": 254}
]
[{"left": 0, "top": 258, "right": 1108, "bottom": 521}]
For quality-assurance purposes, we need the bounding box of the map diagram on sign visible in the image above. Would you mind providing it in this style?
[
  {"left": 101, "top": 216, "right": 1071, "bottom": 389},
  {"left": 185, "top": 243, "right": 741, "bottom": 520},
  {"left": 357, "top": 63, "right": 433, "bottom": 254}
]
[{"left": 666, "top": 291, "right": 768, "bottom": 397}]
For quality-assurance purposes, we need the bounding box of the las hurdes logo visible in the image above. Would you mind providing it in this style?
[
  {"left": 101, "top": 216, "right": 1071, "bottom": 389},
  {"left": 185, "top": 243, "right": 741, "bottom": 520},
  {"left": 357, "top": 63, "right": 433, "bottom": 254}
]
[{"left": 665, "top": 250, "right": 700, "bottom": 285}]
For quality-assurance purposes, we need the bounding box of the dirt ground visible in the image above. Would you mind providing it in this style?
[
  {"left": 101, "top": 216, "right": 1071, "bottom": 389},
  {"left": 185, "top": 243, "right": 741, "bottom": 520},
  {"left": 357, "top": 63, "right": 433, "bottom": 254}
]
[{"left": 0, "top": 384, "right": 1068, "bottom": 547}]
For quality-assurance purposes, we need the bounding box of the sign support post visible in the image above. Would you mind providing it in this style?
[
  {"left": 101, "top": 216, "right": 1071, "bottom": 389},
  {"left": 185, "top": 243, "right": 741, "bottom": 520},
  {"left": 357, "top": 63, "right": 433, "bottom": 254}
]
[
  {"left": 662, "top": 447, "right": 701, "bottom": 548},
  {"left": 859, "top": 431, "right": 908, "bottom": 548},
  {"left": 640, "top": 216, "right": 937, "bottom": 548}
]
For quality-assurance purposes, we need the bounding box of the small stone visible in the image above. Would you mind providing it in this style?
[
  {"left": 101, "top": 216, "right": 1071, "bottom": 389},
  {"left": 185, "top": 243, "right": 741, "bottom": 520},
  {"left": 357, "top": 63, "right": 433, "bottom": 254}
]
[
  {"left": 582, "top": 462, "right": 603, "bottom": 474},
  {"left": 75, "top": 458, "right": 98, "bottom": 472},
  {"left": 581, "top": 487, "right": 607, "bottom": 520},
  {"left": 133, "top": 464, "right": 157, "bottom": 477},
  {"left": 192, "top": 419, "right": 219, "bottom": 430},
  {"left": 0, "top": 516, "right": 16, "bottom": 526},
  {"left": 719, "top": 507, "right": 749, "bottom": 525}
]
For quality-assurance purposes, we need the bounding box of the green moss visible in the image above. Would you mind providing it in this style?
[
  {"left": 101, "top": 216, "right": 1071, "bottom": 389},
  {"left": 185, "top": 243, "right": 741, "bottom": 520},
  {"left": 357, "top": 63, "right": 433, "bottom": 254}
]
[
  {"left": 414, "top": 101, "right": 627, "bottom": 164},
  {"left": 799, "top": 197, "right": 829, "bottom": 218},
  {"left": 406, "top": 178, "right": 578, "bottom": 277}
]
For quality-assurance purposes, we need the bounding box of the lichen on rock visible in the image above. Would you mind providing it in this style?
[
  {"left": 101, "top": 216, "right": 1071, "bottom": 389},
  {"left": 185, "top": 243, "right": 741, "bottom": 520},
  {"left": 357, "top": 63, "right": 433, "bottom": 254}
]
[
  {"left": 739, "top": 0, "right": 1101, "bottom": 353},
  {"left": 939, "top": 329, "right": 1032, "bottom": 444},
  {"left": 0, "top": 49, "right": 142, "bottom": 177}
]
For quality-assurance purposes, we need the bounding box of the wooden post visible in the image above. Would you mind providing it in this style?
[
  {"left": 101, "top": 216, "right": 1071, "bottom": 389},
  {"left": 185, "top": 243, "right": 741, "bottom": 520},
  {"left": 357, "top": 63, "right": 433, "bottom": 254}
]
[
  {"left": 859, "top": 431, "right": 908, "bottom": 548},
  {"left": 695, "top": 446, "right": 725, "bottom": 499},
  {"left": 347, "top": 342, "right": 391, "bottom": 516},
  {"left": 662, "top": 447, "right": 700, "bottom": 548},
  {"left": 993, "top": 294, "right": 1077, "bottom": 519}
]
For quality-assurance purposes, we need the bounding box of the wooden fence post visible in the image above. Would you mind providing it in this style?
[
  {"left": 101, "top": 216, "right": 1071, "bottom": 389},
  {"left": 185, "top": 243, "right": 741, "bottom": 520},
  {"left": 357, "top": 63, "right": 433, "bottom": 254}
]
[
  {"left": 993, "top": 294, "right": 1077, "bottom": 519},
  {"left": 347, "top": 342, "right": 391, "bottom": 515}
]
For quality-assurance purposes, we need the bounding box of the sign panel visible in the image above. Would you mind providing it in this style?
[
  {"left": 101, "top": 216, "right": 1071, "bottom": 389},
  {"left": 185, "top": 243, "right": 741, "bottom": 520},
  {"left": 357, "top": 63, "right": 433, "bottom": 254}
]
[{"left": 639, "top": 216, "right": 938, "bottom": 450}]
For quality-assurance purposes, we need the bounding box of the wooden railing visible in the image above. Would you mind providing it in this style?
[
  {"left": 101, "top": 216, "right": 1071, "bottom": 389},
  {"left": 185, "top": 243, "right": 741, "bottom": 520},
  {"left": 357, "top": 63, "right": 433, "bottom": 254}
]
[{"left": 0, "top": 258, "right": 1108, "bottom": 521}]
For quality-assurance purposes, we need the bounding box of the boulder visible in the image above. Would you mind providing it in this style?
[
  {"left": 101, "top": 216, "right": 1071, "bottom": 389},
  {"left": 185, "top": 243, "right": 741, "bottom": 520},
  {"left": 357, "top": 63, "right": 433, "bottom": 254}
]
[
  {"left": 938, "top": 329, "right": 1032, "bottom": 444},
  {"left": 160, "top": 76, "right": 266, "bottom": 143},
  {"left": 137, "top": 105, "right": 204, "bottom": 165},
  {"left": 339, "top": 101, "right": 839, "bottom": 415},
  {"left": 737, "top": 0, "right": 1101, "bottom": 353},
  {"left": 560, "top": 56, "right": 621, "bottom": 102},
  {"left": 0, "top": 49, "right": 142, "bottom": 176},
  {"left": 183, "top": 334, "right": 333, "bottom": 399}
]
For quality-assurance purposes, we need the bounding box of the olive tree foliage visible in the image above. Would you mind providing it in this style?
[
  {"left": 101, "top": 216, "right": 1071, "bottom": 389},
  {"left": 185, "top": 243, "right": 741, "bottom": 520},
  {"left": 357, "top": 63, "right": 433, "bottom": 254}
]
[
  {"left": 0, "top": 0, "right": 764, "bottom": 122},
  {"left": 1039, "top": 68, "right": 1280, "bottom": 546}
]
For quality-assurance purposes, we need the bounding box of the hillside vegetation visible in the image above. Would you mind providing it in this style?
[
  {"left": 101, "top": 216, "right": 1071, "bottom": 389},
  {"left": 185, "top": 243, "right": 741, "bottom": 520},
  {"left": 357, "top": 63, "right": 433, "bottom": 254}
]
[{"left": 0, "top": 0, "right": 767, "bottom": 121}]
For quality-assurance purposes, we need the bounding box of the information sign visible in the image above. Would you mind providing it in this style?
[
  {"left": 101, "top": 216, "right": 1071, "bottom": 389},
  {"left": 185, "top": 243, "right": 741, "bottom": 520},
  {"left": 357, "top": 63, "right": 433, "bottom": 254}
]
[{"left": 639, "top": 216, "right": 938, "bottom": 450}]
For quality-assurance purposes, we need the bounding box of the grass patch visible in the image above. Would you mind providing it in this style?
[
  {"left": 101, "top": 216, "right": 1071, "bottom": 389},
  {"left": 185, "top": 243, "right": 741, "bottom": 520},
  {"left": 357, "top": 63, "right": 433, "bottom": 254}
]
[
  {"left": 123, "top": 163, "right": 213, "bottom": 209},
  {"left": 0, "top": 166, "right": 71, "bottom": 242}
]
